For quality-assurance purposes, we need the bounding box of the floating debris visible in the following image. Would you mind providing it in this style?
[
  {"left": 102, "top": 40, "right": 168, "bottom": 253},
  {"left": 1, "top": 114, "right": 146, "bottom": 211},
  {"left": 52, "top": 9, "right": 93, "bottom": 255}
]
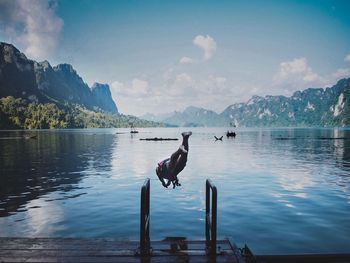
[{"left": 140, "top": 137, "right": 178, "bottom": 141}]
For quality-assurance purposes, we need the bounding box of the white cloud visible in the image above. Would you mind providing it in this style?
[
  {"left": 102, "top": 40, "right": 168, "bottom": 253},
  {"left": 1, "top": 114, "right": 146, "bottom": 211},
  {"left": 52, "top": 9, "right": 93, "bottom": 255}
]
[
  {"left": 110, "top": 78, "right": 151, "bottom": 115},
  {"left": 162, "top": 67, "right": 174, "bottom": 80},
  {"left": 163, "top": 73, "right": 194, "bottom": 97},
  {"left": 0, "top": 0, "right": 63, "bottom": 60},
  {"left": 110, "top": 81, "right": 125, "bottom": 94},
  {"left": 345, "top": 54, "right": 350, "bottom": 63},
  {"left": 161, "top": 72, "right": 235, "bottom": 112},
  {"left": 272, "top": 56, "right": 350, "bottom": 95},
  {"left": 331, "top": 68, "right": 350, "bottom": 79},
  {"left": 175, "top": 73, "right": 192, "bottom": 84},
  {"left": 131, "top": 79, "right": 149, "bottom": 95},
  {"left": 273, "top": 57, "right": 324, "bottom": 93},
  {"left": 199, "top": 75, "right": 227, "bottom": 94},
  {"left": 110, "top": 71, "right": 255, "bottom": 116},
  {"left": 179, "top": 56, "right": 194, "bottom": 64},
  {"left": 213, "top": 76, "right": 226, "bottom": 87},
  {"left": 277, "top": 57, "right": 317, "bottom": 80},
  {"left": 110, "top": 79, "right": 149, "bottom": 97},
  {"left": 193, "top": 35, "right": 217, "bottom": 60}
]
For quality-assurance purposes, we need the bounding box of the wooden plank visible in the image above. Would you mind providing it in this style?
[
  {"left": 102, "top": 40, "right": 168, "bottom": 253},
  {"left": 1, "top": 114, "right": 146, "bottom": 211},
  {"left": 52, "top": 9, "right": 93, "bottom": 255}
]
[
  {"left": 0, "top": 249, "right": 136, "bottom": 257},
  {"left": 0, "top": 238, "right": 240, "bottom": 263},
  {"left": 0, "top": 238, "right": 232, "bottom": 251},
  {"left": 0, "top": 256, "right": 238, "bottom": 263},
  {"left": 0, "top": 238, "right": 136, "bottom": 250},
  {"left": 0, "top": 248, "right": 236, "bottom": 257},
  {"left": 0, "top": 256, "right": 141, "bottom": 263}
]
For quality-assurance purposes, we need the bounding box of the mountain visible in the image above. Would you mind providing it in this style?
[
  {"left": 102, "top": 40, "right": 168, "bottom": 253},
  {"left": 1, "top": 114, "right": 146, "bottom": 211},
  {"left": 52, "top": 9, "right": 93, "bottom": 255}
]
[
  {"left": 148, "top": 78, "right": 350, "bottom": 127},
  {"left": 141, "top": 106, "right": 221, "bottom": 127},
  {"left": 0, "top": 42, "right": 117, "bottom": 113},
  {"left": 221, "top": 78, "right": 350, "bottom": 127},
  {"left": 140, "top": 112, "right": 174, "bottom": 123},
  {"left": 162, "top": 106, "right": 220, "bottom": 127}
]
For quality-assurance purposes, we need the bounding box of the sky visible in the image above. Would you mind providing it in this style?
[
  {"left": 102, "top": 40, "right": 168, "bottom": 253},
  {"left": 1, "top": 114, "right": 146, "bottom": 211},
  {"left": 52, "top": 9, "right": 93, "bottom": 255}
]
[{"left": 0, "top": 0, "right": 350, "bottom": 116}]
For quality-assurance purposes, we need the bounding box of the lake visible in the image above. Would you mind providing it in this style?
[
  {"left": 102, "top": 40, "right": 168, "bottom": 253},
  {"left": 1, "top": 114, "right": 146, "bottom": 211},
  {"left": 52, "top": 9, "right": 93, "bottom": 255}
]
[{"left": 0, "top": 127, "right": 349, "bottom": 255}]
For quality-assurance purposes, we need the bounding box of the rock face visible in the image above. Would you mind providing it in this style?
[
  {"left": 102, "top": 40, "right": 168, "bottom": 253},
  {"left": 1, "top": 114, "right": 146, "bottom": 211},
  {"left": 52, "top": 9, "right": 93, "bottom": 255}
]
[
  {"left": 0, "top": 42, "right": 118, "bottom": 113},
  {"left": 0, "top": 43, "right": 42, "bottom": 103},
  {"left": 91, "top": 83, "right": 118, "bottom": 113}
]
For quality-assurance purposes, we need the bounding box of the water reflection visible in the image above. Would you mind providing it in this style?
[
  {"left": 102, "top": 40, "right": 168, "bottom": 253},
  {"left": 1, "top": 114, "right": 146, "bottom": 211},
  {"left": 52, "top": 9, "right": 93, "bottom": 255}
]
[
  {"left": 0, "top": 130, "right": 116, "bottom": 217},
  {"left": 266, "top": 129, "right": 350, "bottom": 193},
  {"left": 0, "top": 128, "right": 349, "bottom": 254}
]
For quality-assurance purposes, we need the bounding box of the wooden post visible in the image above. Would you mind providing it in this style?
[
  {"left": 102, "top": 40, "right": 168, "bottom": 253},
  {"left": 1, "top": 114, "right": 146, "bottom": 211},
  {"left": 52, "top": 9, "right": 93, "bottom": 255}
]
[
  {"left": 205, "top": 179, "right": 217, "bottom": 255},
  {"left": 140, "top": 178, "right": 150, "bottom": 256}
]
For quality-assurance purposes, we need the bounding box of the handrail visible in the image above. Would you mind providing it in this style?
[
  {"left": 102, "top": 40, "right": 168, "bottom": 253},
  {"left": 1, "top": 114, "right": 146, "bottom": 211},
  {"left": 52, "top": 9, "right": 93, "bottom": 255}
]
[
  {"left": 205, "top": 179, "right": 217, "bottom": 255},
  {"left": 140, "top": 178, "right": 150, "bottom": 255}
]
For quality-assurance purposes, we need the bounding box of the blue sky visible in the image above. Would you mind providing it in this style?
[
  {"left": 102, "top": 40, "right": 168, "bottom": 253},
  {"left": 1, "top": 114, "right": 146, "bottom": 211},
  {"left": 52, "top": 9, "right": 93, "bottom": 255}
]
[{"left": 1, "top": 0, "right": 350, "bottom": 115}]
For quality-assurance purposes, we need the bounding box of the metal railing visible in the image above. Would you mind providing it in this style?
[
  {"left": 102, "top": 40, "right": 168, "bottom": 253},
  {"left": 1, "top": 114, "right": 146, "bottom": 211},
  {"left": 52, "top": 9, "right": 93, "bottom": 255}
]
[
  {"left": 205, "top": 179, "right": 217, "bottom": 255},
  {"left": 140, "top": 178, "right": 150, "bottom": 255},
  {"left": 138, "top": 178, "right": 217, "bottom": 256}
]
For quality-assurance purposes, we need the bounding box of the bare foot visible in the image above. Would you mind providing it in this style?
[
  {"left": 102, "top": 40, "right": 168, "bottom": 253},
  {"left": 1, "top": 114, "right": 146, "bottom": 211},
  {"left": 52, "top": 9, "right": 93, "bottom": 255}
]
[{"left": 181, "top": 131, "right": 192, "bottom": 137}]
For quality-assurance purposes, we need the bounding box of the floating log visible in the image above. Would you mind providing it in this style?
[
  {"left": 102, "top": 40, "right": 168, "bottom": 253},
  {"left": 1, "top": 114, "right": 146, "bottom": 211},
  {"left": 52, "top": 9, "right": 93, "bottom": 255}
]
[
  {"left": 318, "top": 137, "right": 347, "bottom": 140},
  {"left": 273, "top": 137, "right": 297, "bottom": 140},
  {"left": 140, "top": 137, "right": 178, "bottom": 141}
]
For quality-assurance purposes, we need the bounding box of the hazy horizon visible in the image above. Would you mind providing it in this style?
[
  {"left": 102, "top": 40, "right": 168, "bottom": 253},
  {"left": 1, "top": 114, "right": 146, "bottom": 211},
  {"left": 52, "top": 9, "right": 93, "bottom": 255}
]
[{"left": 1, "top": 0, "right": 350, "bottom": 116}]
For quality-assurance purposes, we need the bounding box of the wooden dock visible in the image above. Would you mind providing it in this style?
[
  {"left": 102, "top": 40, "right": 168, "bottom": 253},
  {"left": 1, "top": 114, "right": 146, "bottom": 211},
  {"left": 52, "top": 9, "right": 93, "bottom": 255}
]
[
  {"left": 2, "top": 179, "right": 350, "bottom": 262},
  {"left": 0, "top": 237, "right": 245, "bottom": 262}
]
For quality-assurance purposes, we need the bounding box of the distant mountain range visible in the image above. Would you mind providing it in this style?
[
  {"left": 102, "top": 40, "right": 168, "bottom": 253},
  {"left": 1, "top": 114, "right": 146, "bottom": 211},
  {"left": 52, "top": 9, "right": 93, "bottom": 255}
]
[
  {"left": 0, "top": 42, "right": 117, "bottom": 113},
  {"left": 2, "top": 42, "right": 349, "bottom": 128},
  {"left": 141, "top": 78, "right": 350, "bottom": 127}
]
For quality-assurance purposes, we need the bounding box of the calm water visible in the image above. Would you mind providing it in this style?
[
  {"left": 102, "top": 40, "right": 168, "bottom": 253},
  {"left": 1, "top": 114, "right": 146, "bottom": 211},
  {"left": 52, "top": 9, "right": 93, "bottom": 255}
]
[{"left": 0, "top": 128, "right": 350, "bottom": 254}]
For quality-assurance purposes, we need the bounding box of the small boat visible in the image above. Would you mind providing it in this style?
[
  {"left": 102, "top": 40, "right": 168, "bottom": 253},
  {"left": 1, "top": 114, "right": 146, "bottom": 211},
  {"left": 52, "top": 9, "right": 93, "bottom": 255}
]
[
  {"left": 130, "top": 123, "right": 139, "bottom": 134},
  {"left": 226, "top": 131, "right": 236, "bottom": 138}
]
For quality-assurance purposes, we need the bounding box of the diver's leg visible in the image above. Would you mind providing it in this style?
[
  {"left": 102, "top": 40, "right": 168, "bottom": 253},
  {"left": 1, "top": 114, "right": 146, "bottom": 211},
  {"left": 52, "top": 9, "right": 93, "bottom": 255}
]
[
  {"left": 173, "top": 152, "right": 188, "bottom": 176},
  {"left": 168, "top": 148, "right": 182, "bottom": 170},
  {"left": 173, "top": 131, "right": 192, "bottom": 174},
  {"left": 169, "top": 131, "right": 192, "bottom": 173},
  {"left": 181, "top": 131, "right": 192, "bottom": 151}
]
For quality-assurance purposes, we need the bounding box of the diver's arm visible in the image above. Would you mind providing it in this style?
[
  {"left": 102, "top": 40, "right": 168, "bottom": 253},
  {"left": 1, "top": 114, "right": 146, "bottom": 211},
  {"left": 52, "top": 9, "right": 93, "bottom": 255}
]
[
  {"left": 159, "top": 177, "right": 168, "bottom": 188},
  {"left": 165, "top": 180, "right": 171, "bottom": 187}
]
